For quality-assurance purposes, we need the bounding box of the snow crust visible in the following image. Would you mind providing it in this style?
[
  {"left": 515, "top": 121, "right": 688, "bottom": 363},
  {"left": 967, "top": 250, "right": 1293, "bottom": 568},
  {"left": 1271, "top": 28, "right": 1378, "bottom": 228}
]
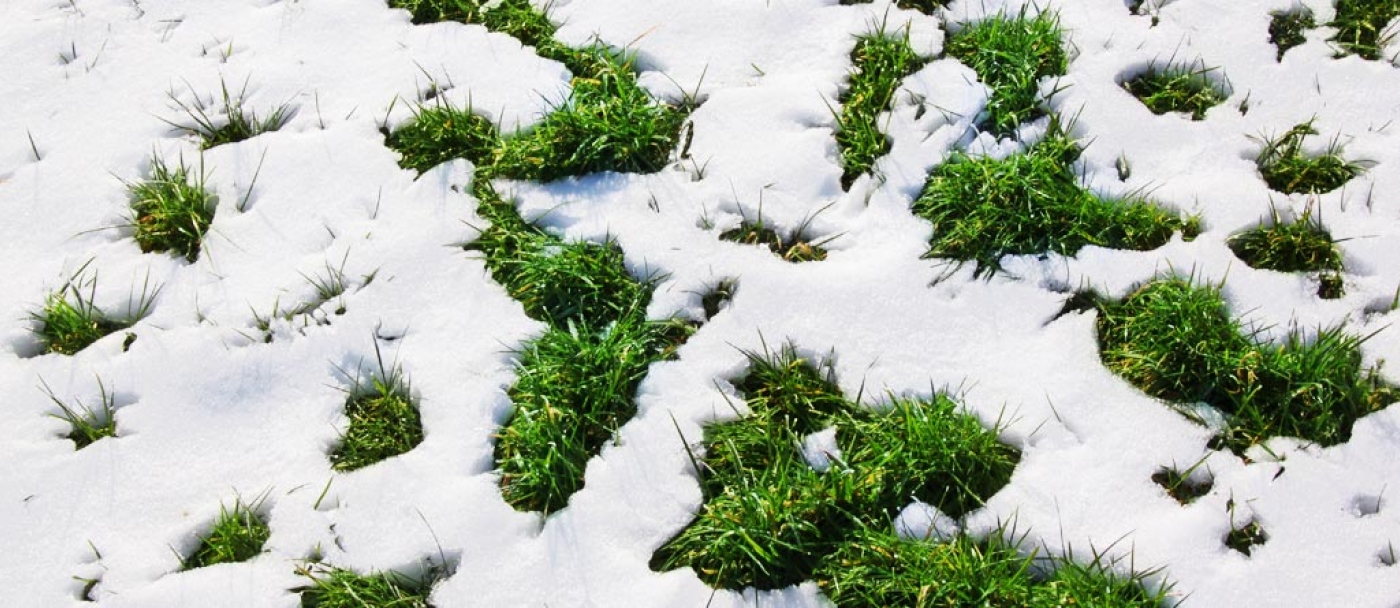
[{"left": 2, "top": 0, "right": 1399, "bottom": 606}]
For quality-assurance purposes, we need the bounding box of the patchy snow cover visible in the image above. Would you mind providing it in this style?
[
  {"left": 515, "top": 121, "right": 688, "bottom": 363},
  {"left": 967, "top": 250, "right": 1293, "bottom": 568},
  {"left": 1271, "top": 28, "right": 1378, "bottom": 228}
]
[{"left": 2, "top": 0, "right": 1399, "bottom": 606}]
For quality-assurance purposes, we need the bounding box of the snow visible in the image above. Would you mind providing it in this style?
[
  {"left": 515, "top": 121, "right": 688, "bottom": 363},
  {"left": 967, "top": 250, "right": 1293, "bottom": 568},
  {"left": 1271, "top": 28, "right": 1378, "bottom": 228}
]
[{"left": 2, "top": 0, "right": 1399, "bottom": 606}]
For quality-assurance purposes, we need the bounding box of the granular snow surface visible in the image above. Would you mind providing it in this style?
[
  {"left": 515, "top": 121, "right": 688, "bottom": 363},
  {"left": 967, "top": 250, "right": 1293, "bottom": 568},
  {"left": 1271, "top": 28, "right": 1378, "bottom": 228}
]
[{"left": 2, "top": 0, "right": 1400, "bottom": 606}]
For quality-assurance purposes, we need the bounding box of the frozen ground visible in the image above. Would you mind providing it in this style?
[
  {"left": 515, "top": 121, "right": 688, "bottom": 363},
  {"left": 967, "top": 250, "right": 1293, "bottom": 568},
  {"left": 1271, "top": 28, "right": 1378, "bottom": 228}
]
[{"left": 2, "top": 0, "right": 1399, "bottom": 606}]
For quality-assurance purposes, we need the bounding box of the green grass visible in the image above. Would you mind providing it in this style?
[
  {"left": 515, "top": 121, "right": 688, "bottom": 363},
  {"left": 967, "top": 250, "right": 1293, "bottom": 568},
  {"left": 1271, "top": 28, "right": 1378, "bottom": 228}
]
[
  {"left": 719, "top": 211, "right": 832, "bottom": 263},
  {"left": 1151, "top": 466, "right": 1212, "bottom": 505},
  {"left": 1122, "top": 62, "right": 1230, "bottom": 120},
  {"left": 30, "top": 264, "right": 153, "bottom": 356},
  {"left": 41, "top": 378, "right": 117, "bottom": 447},
  {"left": 1269, "top": 8, "right": 1317, "bottom": 61},
  {"left": 836, "top": 29, "right": 926, "bottom": 188},
  {"left": 128, "top": 155, "right": 216, "bottom": 262},
  {"left": 183, "top": 497, "right": 270, "bottom": 569},
  {"left": 911, "top": 125, "right": 1193, "bottom": 275},
  {"left": 1224, "top": 520, "right": 1268, "bottom": 556},
  {"left": 1227, "top": 206, "right": 1342, "bottom": 273},
  {"left": 164, "top": 79, "right": 292, "bottom": 150},
  {"left": 1093, "top": 277, "right": 1397, "bottom": 453},
  {"left": 1329, "top": 0, "right": 1400, "bottom": 60},
  {"left": 943, "top": 10, "right": 1069, "bottom": 137},
  {"left": 329, "top": 350, "right": 423, "bottom": 472},
  {"left": 1255, "top": 120, "right": 1363, "bottom": 194},
  {"left": 296, "top": 563, "right": 437, "bottom": 607},
  {"left": 650, "top": 344, "right": 1022, "bottom": 592},
  {"left": 817, "top": 528, "right": 1171, "bottom": 607},
  {"left": 384, "top": 3, "right": 689, "bottom": 182}
]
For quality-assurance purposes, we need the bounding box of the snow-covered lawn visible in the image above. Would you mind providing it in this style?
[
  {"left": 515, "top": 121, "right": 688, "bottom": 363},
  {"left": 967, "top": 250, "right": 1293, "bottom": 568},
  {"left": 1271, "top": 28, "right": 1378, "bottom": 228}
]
[{"left": 2, "top": 0, "right": 1399, "bottom": 606}]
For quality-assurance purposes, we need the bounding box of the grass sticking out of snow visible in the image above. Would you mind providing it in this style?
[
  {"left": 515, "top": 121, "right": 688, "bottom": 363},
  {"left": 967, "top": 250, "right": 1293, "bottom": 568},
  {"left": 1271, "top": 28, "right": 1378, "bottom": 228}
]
[
  {"left": 41, "top": 379, "right": 117, "bottom": 447},
  {"left": 165, "top": 79, "right": 292, "bottom": 150},
  {"left": 650, "top": 344, "right": 1023, "bottom": 593},
  {"left": 295, "top": 563, "right": 436, "bottom": 607},
  {"left": 1093, "top": 277, "right": 1397, "bottom": 454},
  {"left": 836, "top": 29, "right": 926, "bottom": 188},
  {"left": 1225, "top": 520, "right": 1268, "bottom": 556},
  {"left": 1152, "top": 467, "right": 1212, "bottom": 505},
  {"left": 1269, "top": 8, "right": 1317, "bottom": 61},
  {"left": 182, "top": 497, "right": 269, "bottom": 570},
  {"left": 943, "top": 10, "right": 1069, "bottom": 137},
  {"left": 911, "top": 124, "right": 1193, "bottom": 276},
  {"left": 128, "top": 155, "right": 216, "bottom": 262},
  {"left": 838, "top": 0, "right": 947, "bottom": 14},
  {"left": 1122, "top": 62, "right": 1229, "bottom": 121},
  {"left": 1255, "top": 120, "right": 1363, "bottom": 194},
  {"left": 1329, "top": 0, "right": 1400, "bottom": 60},
  {"left": 816, "top": 527, "right": 1171, "bottom": 607},
  {"left": 385, "top": 7, "right": 688, "bottom": 182},
  {"left": 1228, "top": 206, "right": 1342, "bottom": 273},
  {"left": 719, "top": 213, "right": 831, "bottom": 263},
  {"left": 30, "top": 264, "right": 151, "bottom": 356},
  {"left": 329, "top": 354, "right": 423, "bottom": 472}
]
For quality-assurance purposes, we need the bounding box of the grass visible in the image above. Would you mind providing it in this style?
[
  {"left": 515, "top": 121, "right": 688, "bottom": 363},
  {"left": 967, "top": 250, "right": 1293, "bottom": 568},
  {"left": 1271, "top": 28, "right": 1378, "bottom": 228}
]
[
  {"left": 182, "top": 497, "right": 270, "bottom": 569},
  {"left": 1227, "top": 206, "right": 1343, "bottom": 273},
  {"left": 838, "top": 0, "right": 947, "bottom": 13},
  {"left": 835, "top": 28, "right": 926, "bottom": 188},
  {"left": 1255, "top": 120, "right": 1363, "bottom": 194},
  {"left": 128, "top": 154, "right": 216, "bottom": 262},
  {"left": 164, "top": 79, "right": 292, "bottom": 149},
  {"left": 384, "top": 3, "right": 689, "bottom": 182},
  {"left": 1329, "top": 0, "right": 1400, "bottom": 60},
  {"left": 329, "top": 348, "right": 423, "bottom": 472},
  {"left": 1093, "top": 276, "right": 1397, "bottom": 453},
  {"left": 1224, "top": 520, "right": 1268, "bottom": 556},
  {"left": 1122, "top": 61, "right": 1230, "bottom": 120},
  {"left": 816, "top": 528, "right": 1171, "bottom": 607},
  {"left": 943, "top": 10, "right": 1069, "bottom": 137},
  {"left": 41, "top": 378, "right": 117, "bottom": 448},
  {"left": 295, "top": 563, "right": 437, "bottom": 607},
  {"left": 718, "top": 206, "right": 833, "bottom": 263},
  {"left": 650, "top": 344, "right": 1022, "bottom": 591},
  {"left": 30, "top": 263, "right": 154, "bottom": 356},
  {"left": 1269, "top": 8, "right": 1317, "bottom": 61},
  {"left": 1151, "top": 466, "right": 1212, "bottom": 505},
  {"left": 911, "top": 124, "right": 1193, "bottom": 275}
]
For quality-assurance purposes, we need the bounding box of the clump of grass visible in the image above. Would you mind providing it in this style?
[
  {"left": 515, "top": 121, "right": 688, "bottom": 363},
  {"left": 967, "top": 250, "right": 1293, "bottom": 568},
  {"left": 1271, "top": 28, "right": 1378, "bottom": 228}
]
[
  {"left": 329, "top": 347, "right": 423, "bottom": 472},
  {"left": 719, "top": 208, "right": 832, "bottom": 263},
  {"left": 701, "top": 278, "right": 737, "bottom": 320},
  {"left": 817, "top": 528, "right": 1171, "bottom": 607},
  {"left": 943, "top": 10, "right": 1069, "bottom": 136},
  {"left": 295, "top": 563, "right": 437, "bottom": 607},
  {"left": 650, "top": 344, "right": 1022, "bottom": 591},
  {"left": 911, "top": 125, "right": 1190, "bottom": 275},
  {"left": 128, "top": 155, "right": 216, "bottom": 262},
  {"left": 1093, "top": 277, "right": 1397, "bottom": 453},
  {"left": 182, "top": 496, "right": 270, "bottom": 570},
  {"left": 1269, "top": 8, "right": 1317, "bottom": 60},
  {"left": 29, "top": 263, "right": 155, "bottom": 356},
  {"left": 41, "top": 378, "right": 117, "bottom": 448},
  {"left": 1122, "top": 61, "right": 1230, "bottom": 120},
  {"left": 164, "top": 79, "right": 292, "bottom": 149},
  {"left": 382, "top": 101, "right": 499, "bottom": 175},
  {"left": 384, "top": 4, "right": 689, "bottom": 182},
  {"left": 1318, "top": 271, "right": 1346, "bottom": 299},
  {"left": 1151, "top": 466, "right": 1212, "bottom": 505},
  {"left": 838, "top": 0, "right": 948, "bottom": 13},
  {"left": 1227, "top": 206, "right": 1342, "bottom": 273},
  {"left": 835, "top": 29, "right": 926, "bottom": 188},
  {"left": 1255, "top": 121, "right": 1363, "bottom": 194},
  {"left": 1329, "top": 0, "right": 1400, "bottom": 60},
  {"left": 1224, "top": 520, "right": 1268, "bottom": 556}
]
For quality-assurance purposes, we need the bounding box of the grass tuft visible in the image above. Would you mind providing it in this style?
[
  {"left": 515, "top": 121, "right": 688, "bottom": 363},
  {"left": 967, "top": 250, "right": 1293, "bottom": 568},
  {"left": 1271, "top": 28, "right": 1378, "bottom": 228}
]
[
  {"left": 839, "top": 0, "right": 948, "bottom": 13},
  {"left": 1329, "top": 0, "right": 1400, "bottom": 60},
  {"left": 650, "top": 344, "right": 1022, "bottom": 592},
  {"left": 183, "top": 496, "right": 270, "bottom": 570},
  {"left": 1227, "top": 205, "right": 1342, "bottom": 273},
  {"left": 41, "top": 378, "right": 117, "bottom": 447},
  {"left": 943, "top": 10, "right": 1069, "bottom": 137},
  {"left": 1224, "top": 520, "right": 1268, "bottom": 556},
  {"left": 1122, "top": 61, "right": 1229, "bottom": 120},
  {"left": 1151, "top": 466, "right": 1212, "bottom": 505},
  {"left": 295, "top": 563, "right": 437, "bottom": 607},
  {"left": 1255, "top": 120, "right": 1363, "bottom": 194},
  {"left": 329, "top": 348, "right": 423, "bottom": 472},
  {"left": 719, "top": 210, "right": 832, "bottom": 263},
  {"left": 164, "top": 79, "right": 292, "bottom": 150},
  {"left": 128, "top": 155, "right": 216, "bottom": 262},
  {"left": 1269, "top": 8, "right": 1317, "bottom": 61},
  {"left": 30, "top": 264, "right": 153, "bottom": 356},
  {"left": 836, "top": 28, "right": 926, "bottom": 188},
  {"left": 383, "top": 101, "right": 499, "bottom": 175},
  {"left": 911, "top": 123, "right": 1190, "bottom": 275},
  {"left": 1094, "top": 277, "right": 1397, "bottom": 453}
]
